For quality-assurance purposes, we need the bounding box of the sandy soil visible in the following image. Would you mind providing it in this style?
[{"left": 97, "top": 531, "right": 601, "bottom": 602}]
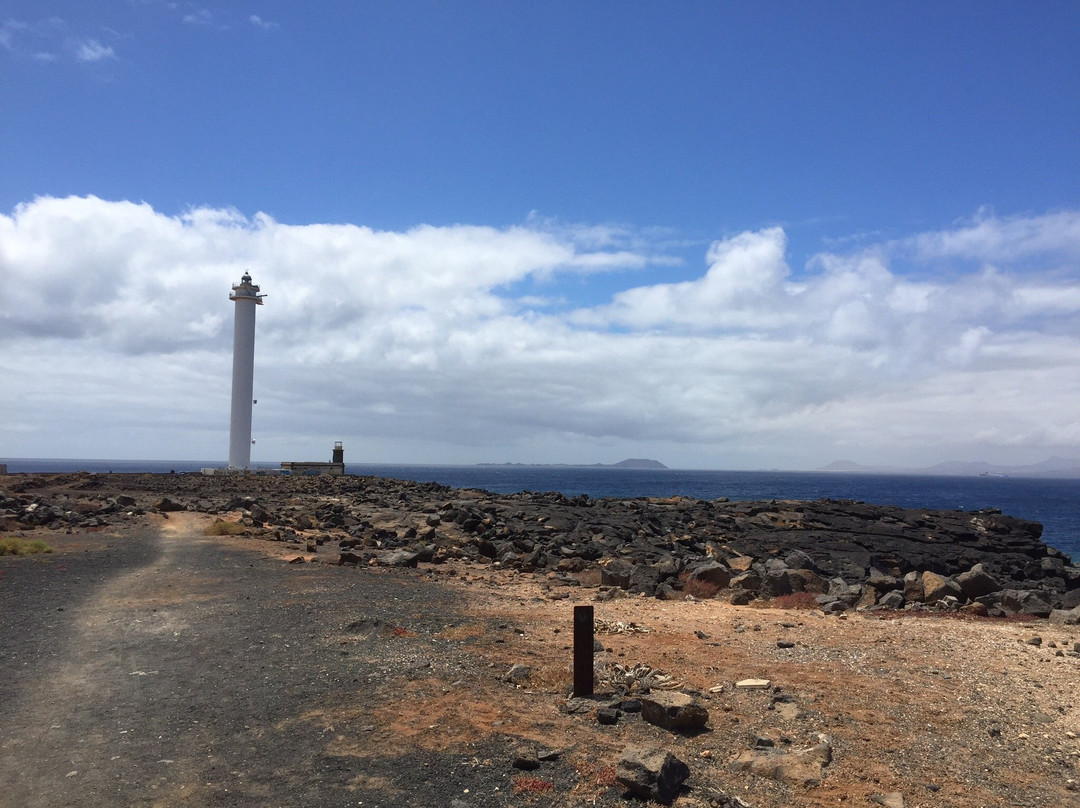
[{"left": 404, "top": 559, "right": 1080, "bottom": 808}]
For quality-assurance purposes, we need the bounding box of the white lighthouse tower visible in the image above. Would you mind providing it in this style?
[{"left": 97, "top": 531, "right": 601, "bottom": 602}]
[{"left": 228, "top": 271, "right": 265, "bottom": 469}]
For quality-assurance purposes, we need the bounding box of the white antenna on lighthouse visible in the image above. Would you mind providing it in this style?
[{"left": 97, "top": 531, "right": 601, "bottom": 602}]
[{"left": 227, "top": 271, "right": 265, "bottom": 469}]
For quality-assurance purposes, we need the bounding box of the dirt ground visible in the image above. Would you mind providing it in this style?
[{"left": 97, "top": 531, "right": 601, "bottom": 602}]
[{"left": 2, "top": 514, "right": 1078, "bottom": 807}]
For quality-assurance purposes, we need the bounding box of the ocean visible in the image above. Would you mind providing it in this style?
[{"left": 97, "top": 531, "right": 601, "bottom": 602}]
[{"left": 4, "top": 458, "right": 1078, "bottom": 562}]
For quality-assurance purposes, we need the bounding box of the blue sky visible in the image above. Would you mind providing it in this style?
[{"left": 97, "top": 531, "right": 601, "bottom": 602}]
[{"left": 2, "top": 2, "right": 1080, "bottom": 469}]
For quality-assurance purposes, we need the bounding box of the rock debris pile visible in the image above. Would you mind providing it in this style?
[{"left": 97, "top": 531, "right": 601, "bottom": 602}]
[{"left": 3, "top": 472, "right": 1078, "bottom": 623}]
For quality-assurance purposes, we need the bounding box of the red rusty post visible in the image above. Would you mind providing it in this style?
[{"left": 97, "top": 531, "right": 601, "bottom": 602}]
[{"left": 573, "top": 604, "right": 594, "bottom": 697}]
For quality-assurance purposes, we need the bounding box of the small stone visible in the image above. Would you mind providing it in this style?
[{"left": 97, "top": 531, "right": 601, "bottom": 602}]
[
  {"left": 640, "top": 692, "right": 709, "bottom": 732},
  {"left": 730, "top": 741, "right": 832, "bottom": 787},
  {"left": 503, "top": 664, "right": 532, "bottom": 684},
  {"left": 777, "top": 640, "right": 795, "bottom": 649},
  {"left": 1026, "top": 636, "right": 1043, "bottom": 646},
  {"left": 597, "top": 707, "right": 620, "bottom": 725},
  {"left": 869, "top": 793, "right": 905, "bottom": 808},
  {"left": 735, "top": 678, "right": 771, "bottom": 690},
  {"left": 512, "top": 746, "right": 540, "bottom": 770}
]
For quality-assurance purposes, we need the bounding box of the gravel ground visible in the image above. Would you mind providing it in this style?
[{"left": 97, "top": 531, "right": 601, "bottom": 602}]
[{"left": 3, "top": 509, "right": 1079, "bottom": 808}]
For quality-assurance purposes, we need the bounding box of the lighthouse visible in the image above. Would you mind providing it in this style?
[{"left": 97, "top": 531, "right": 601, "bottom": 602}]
[{"left": 228, "top": 271, "right": 265, "bottom": 469}]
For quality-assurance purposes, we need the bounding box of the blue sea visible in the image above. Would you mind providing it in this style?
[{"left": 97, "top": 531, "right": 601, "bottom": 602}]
[{"left": 3, "top": 458, "right": 1078, "bottom": 562}]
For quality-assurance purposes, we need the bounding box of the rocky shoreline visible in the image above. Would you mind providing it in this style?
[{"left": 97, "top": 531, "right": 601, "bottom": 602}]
[{"left": 4, "top": 472, "right": 1078, "bottom": 624}]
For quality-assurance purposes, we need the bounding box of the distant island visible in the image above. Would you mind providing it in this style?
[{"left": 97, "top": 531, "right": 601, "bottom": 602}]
[
  {"left": 477, "top": 458, "right": 668, "bottom": 470},
  {"left": 821, "top": 456, "right": 1080, "bottom": 479}
]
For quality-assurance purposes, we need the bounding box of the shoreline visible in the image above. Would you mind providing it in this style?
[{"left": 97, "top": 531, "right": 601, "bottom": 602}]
[{"left": 4, "top": 472, "right": 1078, "bottom": 619}]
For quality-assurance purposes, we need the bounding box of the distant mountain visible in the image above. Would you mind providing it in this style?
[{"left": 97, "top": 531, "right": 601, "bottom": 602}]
[
  {"left": 821, "top": 457, "right": 1080, "bottom": 479},
  {"left": 609, "top": 458, "right": 668, "bottom": 470},
  {"left": 478, "top": 458, "right": 669, "bottom": 470}
]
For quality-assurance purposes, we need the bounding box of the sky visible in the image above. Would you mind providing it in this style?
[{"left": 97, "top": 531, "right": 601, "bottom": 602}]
[{"left": 2, "top": 1, "right": 1080, "bottom": 470}]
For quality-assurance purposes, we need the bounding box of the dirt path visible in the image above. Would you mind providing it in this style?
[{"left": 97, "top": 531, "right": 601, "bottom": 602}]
[{"left": 0, "top": 517, "right": 504, "bottom": 808}]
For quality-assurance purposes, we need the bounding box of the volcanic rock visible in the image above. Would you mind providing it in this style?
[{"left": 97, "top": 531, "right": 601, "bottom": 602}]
[
  {"left": 616, "top": 746, "right": 690, "bottom": 804},
  {"left": 639, "top": 692, "right": 709, "bottom": 732}
]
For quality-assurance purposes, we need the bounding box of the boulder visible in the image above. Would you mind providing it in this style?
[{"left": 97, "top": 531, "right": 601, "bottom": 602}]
[
  {"left": 686, "top": 559, "right": 732, "bottom": 589},
  {"left": 760, "top": 568, "right": 794, "bottom": 598},
  {"left": 377, "top": 549, "right": 419, "bottom": 567},
  {"left": 616, "top": 747, "right": 690, "bottom": 804},
  {"left": 921, "top": 571, "right": 963, "bottom": 603},
  {"left": 787, "top": 567, "right": 827, "bottom": 593},
  {"left": 784, "top": 549, "right": 817, "bottom": 570},
  {"left": 600, "top": 558, "right": 634, "bottom": 589},
  {"left": 727, "top": 555, "right": 755, "bottom": 572},
  {"left": 1048, "top": 605, "right": 1080, "bottom": 625},
  {"left": 955, "top": 564, "right": 999, "bottom": 599},
  {"left": 878, "top": 591, "right": 905, "bottom": 610},
  {"left": 903, "top": 572, "right": 924, "bottom": 602},
  {"left": 828, "top": 578, "right": 863, "bottom": 605},
  {"left": 730, "top": 571, "right": 762, "bottom": 591},
  {"left": 628, "top": 564, "right": 662, "bottom": 595},
  {"left": 639, "top": 691, "right": 709, "bottom": 732},
  {"left": 856, "top": 585, "right": 879, "bottom": 610},
  {"left": 867, "top": 569, "right": 901, "bottom": 592},
  {"left": 990, "top": 589, "right": 1053, "bottom": 618},
  {"left": 1062, "top": 588, "right": 1080, "bottom": 610}
]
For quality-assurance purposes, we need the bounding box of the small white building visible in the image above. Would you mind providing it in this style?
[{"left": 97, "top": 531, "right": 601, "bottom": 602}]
[{"left": 281, "top": 442, "right": 346, "bottom": 476}]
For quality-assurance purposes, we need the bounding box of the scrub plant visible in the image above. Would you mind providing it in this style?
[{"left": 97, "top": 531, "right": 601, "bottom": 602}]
[
  {"left": 0, "top": 537, "right": 53, "bottom": 555},
  {"left": 204, "top": 519, "right": 248, "bottom": 536}
]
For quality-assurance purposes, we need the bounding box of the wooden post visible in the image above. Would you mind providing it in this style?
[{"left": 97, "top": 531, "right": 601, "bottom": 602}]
[{"left": 573, "top": 604, "right": 594, "bottom": 697}]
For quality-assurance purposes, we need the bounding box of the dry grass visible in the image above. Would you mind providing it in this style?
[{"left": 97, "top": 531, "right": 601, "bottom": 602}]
[
  {"left": 575, "top": 567, "right": 603, "bottom": 586},
  {"left": 203, "top": 519, "right": 248, "bottom": 536},
  {"left": 512, "top": 775, "right": 554, "bottom": 794},
  {"left": 680, "top": 574, "right": 720, "bottom": 599},
  {"left": 0, "top": 537, "right": 53, "bottom": 556},
  {"left": 760, "top": 591, "right": 820, "bottom": 609}
]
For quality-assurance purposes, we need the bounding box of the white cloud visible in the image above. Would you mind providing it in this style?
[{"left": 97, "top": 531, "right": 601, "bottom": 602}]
[
  {"left": 2, "top": 196, "right": 1080, "bottom": 468},
  {"left": 0, "top": 20, "right": 24, "bottom": 50},
  {"left": 1, "top": 18, "right": 119, "bottom": 64},
  {"left": 249, "top": 15, "right": 278, "bottom": 30},
  {"left": 909, "top": 208, "right": 1080, "bottom": 263},
  {"left": 74, "top": 38, "right": 115, "bottom": 62},
  {"left": 182, "top": 9, "right": 213, "bottom": 26}
]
